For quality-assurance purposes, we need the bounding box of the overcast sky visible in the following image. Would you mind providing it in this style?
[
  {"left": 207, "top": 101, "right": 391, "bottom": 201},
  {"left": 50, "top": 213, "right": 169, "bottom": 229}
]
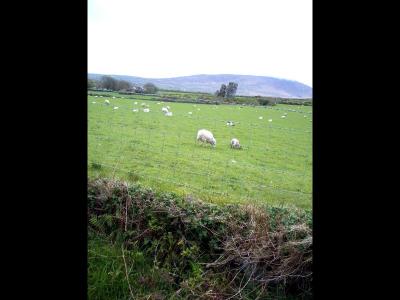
[{"left": 88, "top": 0, "right": 312, "bottom": 87}]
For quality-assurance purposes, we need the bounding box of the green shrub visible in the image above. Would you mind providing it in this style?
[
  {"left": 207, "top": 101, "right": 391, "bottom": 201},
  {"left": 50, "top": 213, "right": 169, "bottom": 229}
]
[{"left": 88, "top": 179, "right": 312, "bottom": 299}]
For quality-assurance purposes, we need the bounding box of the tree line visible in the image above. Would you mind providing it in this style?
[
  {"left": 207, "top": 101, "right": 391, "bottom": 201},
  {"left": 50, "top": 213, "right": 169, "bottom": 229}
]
[{"left": 88, "top": 76, "right": 158, "bottom": 94}]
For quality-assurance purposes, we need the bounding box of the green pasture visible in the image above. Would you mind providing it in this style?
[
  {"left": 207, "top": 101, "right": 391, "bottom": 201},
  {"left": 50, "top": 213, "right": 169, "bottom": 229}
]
[{"left": 88, "top": 94, "right": 312, "bottom": 209}]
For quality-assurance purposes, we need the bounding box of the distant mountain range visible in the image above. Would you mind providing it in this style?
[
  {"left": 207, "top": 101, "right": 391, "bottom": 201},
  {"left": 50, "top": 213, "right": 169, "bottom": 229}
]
[{"left": 88, "top": 73, "right": 312, "bottom": 98}]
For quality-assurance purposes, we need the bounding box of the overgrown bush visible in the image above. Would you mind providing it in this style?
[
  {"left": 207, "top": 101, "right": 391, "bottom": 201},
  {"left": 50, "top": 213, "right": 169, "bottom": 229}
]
[{"left": 88, "top": 179, "right": 312, "bottom": 299}]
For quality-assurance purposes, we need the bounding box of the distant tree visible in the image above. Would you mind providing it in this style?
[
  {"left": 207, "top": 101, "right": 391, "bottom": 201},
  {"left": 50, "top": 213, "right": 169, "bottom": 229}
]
[
  {"left": 215, "top": 84, "right": 227, "bottom": 97},
  {"left": 100, "top": 75, "right": 118, "bottom": 90},
  {"left": 143, "top": 83, "right": 158, "bottom": 94},
  {"left": 88, "top": 79, "right": 97, "bottom": 89},
  {"left": 116, "top": 80, "right": 131, "bottom": 91},
  {"left": 225, "top": 82, "right": 238, "bottom": 98}
]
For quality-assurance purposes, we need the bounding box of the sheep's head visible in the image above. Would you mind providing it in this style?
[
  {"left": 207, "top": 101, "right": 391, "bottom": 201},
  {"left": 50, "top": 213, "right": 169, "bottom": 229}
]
[{"left": 211, "top": 138, "right": 216, "bottom": 147}]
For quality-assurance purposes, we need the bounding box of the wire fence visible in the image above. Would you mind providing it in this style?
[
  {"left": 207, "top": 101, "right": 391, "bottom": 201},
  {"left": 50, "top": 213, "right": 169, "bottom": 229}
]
[{"left": 88, "top": 96, "right": 312, "bottom": 207}]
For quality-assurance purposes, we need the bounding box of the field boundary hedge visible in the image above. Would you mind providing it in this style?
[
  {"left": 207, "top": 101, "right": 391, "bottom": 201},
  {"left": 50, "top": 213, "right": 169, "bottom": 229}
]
[{"left": 88, "top": 179, "right": 312, "bottom": 299}]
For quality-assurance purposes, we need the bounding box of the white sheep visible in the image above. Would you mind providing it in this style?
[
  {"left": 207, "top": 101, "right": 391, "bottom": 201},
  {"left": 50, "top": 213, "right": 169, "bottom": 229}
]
[
  {"left": 105, "top": 99, "right": 110, "bottom": 105},
  {"left": 230, "top": 138, "right": 241, "bottom": 149},
  {"left": 165, "top": 111, "right": 173, "bottom": 116},
  {"left": 92, "top": 101, "right": 96, "bottom": 104},
  {"left": 196, "top": 129, "right": 216, "bottom": 147},
  {"left": 134, "top": 102, "right": 138, "bottom": 105},
  {"left": 132, "top": 109, "right": 138, "bottom": 112},
  {"left": 226, "top": 121, "right": 235, "bottom": 126},
  {"left": 281, "top": 115, "right": 286, "bottom": 118},
  {"left": 259, "top": 116, "right": 263, "bottom": 120},
  {"left": 143, "top": 108, "right": 150, "bottom": 113},
  {"left": 166, "top": 105, "right": 171, "bottom": 110},
  {"left": 113, "top": 106, "right": 119, "bottom": 110},
  {"left": 112, "top": 96, "right": 116, "bottom": 99},
  {"left": 188, "top": 112, "right": 193, "bottom": 115},
  {"left": 161, "top": 107, "right": 169, "bottom": 114},
  {"left": 268, "top": 119, "right": 273, "bottom": 122}
]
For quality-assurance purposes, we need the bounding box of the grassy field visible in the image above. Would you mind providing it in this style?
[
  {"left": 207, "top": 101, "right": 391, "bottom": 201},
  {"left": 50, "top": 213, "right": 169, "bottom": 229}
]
[{"left": 88, "top": 93, "right": 312, "bottom": 209}]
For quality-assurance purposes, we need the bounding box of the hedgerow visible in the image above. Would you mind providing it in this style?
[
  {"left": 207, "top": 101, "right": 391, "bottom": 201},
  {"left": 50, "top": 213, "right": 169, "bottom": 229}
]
[{"left": 88, "top": 179, "right": 312, "bottom": 299}]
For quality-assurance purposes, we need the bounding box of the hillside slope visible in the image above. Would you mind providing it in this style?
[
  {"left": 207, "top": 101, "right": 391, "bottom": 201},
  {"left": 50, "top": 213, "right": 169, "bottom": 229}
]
[{"left": 88, "top": 73, "right": 312, "bottom": 98}]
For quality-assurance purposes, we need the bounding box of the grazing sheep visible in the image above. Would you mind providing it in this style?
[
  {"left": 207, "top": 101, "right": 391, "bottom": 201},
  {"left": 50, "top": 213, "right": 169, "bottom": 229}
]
[
  {"left": 196, "top": 129, "right": 216, "bottom": 147},
  {"left": 166, "top": 106, "right": 171, "bottom": 110},
  {"left": 226, "top": 121, "right": 235, "bottom": 126},
  {"left": 112, "top": 96, "right": 116, "bottom": 99},
  {"left": 143, "top": 108, "right": 150, "bottom": 113},
  {"left": 105, "top": 99, "right": 110, "bottom": 105},
  {"left": 165, "top": 112, "right": 173, "bottom": 116},
  {"left": 95, "top": 96, "right": 98, "bottom": 98},
  {"left": 230, "top": 138, "right": 241, "bottom": 149},
  {"left": 92, "top": 101, "right": 96, "bottom": 104},
  {"left": 259, "top": 116, "right": 263, "bottom": 120},
  {"left": 268, "top": 119, "right": 273, "bottom": 122},
  {"left": 188, "top": 112, "right": 193, "bottom": 115},
  {"left": 113, "top": 106, "right": 119, "bottom": 110},
  {"left": 134, "top": 102, "right": 138, "bottom": 105},
  {"left": 161, "top": 107, "right": 169, "bottom": 114},
  {"left": 132, "top": 109, "right": 138, "bottom": 112},
  {"left": 281, "top": 115, "right": 286, "bottom": 118}
]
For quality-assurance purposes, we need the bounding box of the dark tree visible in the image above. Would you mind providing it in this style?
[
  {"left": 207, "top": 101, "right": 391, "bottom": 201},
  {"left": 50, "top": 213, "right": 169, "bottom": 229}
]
[
  {"left": 116, "top": 80, "right": 131, "bottom": 91},
  {"left": 100, "top": 75, "right": 118, "bottom": 90},
  {"left": 143, "top": 83, "right": 158, "bottom": 94},
  {"left": 87, "top": 79, "right": 97, "bottom": 89},
  {"left": 215, "top": 84, "right": 227, "bottom": 97},
  {"left": 225, "top": 82, "right": 238, "bottom": 98}
]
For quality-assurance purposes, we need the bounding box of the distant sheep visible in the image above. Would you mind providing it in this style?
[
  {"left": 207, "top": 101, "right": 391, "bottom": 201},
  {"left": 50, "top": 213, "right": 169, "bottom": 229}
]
[
  {"left": 112, "top": 96, "right": 116, "bottom": 99},
  {"left": 165, "top": 112, "right": 173, "bottom": 116},
  {"left": 105, "top": 99, "right": 110, "bottom": 105},
  {"left": 226, "top": 121, "right": 235, "bottom": 126},
  {"left": 230, "top": 138, "right": 241, "bottom": 149},
  {"left": 132, "top": 109, "right": 138, "bottom": 112},
  {"left": 188, "top": 112, "right": 193, "bottom": 115},
  {"left": 143, "top": 108, "right": 150, "bottom": 113},
  {"left": 196, "top": 129, "right": 216, "bottom": 147},
  {"left": 134, "top": 102, "right": 138, "bottom": 105},
  {"left": 92, "top": 101, "right": 96, "bottom": 104},
  {"left": 259, "top": 116, "right": 263, "bottom": 120},
  {"left": 166, "top": 106, "right": 171, "bottom": 110},
  {"left": 162, "top": 107, "right": 169, "bottom": 114},
  {"left": 113, "top": 106, "right": 119, "bottom": 110},
  {"left": 281, "top": 115, "right": 286, "bottom": 119},
  {"left": 268, "top": 119, "right": 273, "bottom": 122}
]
